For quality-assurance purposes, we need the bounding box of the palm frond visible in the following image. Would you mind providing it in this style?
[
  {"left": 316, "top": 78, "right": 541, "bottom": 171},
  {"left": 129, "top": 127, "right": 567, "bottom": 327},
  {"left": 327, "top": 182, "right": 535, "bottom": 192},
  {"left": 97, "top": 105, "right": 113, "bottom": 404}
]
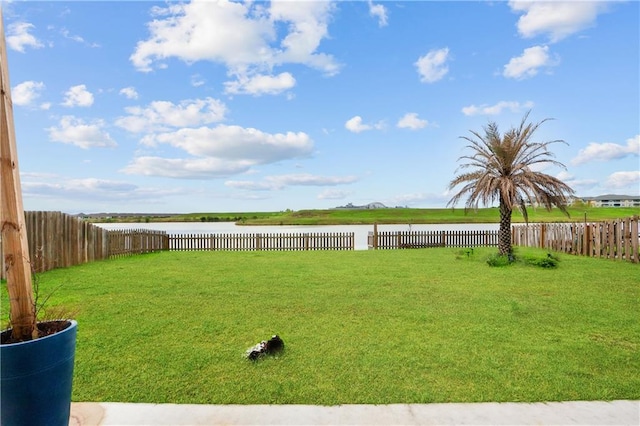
[{"left": 448, "top": 111, "right": 574, "bottom": 218}]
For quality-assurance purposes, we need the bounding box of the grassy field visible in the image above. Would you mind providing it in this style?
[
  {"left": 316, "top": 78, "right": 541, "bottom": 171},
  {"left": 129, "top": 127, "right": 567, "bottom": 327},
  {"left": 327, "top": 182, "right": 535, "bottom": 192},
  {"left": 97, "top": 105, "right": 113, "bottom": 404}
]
[
  {"left": 2, "top": 247, "right": 638, "bottom": 404},
  {"left": 90, "top": 206, "right": 639, "bottom": 225},
  {"left": 235, "top": 206, "right": 639, "bottom": 225}
]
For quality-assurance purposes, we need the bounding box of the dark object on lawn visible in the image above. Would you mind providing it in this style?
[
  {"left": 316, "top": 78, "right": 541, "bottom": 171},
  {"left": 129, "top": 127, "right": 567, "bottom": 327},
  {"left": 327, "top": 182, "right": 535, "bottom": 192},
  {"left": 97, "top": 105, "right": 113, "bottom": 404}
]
[{"left": 245, "top": 335, "right": 285, "bottom": 360}]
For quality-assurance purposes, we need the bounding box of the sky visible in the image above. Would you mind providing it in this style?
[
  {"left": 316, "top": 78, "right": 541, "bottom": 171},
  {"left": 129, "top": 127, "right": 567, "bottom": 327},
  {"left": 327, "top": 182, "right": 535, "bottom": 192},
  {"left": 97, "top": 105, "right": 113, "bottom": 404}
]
[{"left": 3, "top": 0, "right": 639, "bottom": 214}]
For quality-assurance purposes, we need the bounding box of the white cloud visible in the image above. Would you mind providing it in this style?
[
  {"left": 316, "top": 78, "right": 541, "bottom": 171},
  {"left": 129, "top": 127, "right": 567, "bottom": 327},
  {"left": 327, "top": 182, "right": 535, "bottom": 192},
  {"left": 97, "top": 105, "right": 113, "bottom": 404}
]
[
  {"left": 47, "top": 116, "right": 116, "bottom": 149},
  {"left": 345, "top": 116, "right": 384, "bottom": 133},
  {"left": 191, "top": 74, "right": 206, "bottom": 87},
  {"left": 60, "top": 28, "right": 100, "bottom": 48},
  {"left": 572, "top": 135, "right": 640, "bottom": 165},
  {"left": 555, "top": 171, "right": 597, "bottom": 189},
  {"left": 345, "top": 116, "right": 369, "bottom": 133},
  {"left": 123, "top": 124, "right": 314, "bottom": 179},
  {"left": 503, "top": 45, "right": 559, "bottom": 80},
  {"left": 64, "top": 178, "right": 137, "bottom": 193},
  {"left": 130, "top": 0, "right": 339, "bottom": 93},
  {"left": 122, "top": 157, "right": 254, "bottom": 179},
  {"left": 143, "top": 125, "right": 313, "bottom": 163},
  {"left": 569, "top": 179, "right": 598, "bottom": 190},
  {"left": 274, "top": 174, "right": 358, "bottom": 187},
  {"left": 119, "top": 87, "right": 139, "bottom": 100},
  {"left": 60, "top": 28, "right": 84, "bottom": 43},
  {"left": 461, "top": 100, "right": 534, "bottom": 116},
  {"left": 62, "top": 84, "right": 94, "bottom": 107},
  {"left": 23, "top": 179, "right": 128, "bottom": 197},
  {"left": 12, "top": 81, "right": 45, "bottom": 107},
  {"left": 509, "top": 1, "right": 610, "bottom": 43},
  {"left": 115, "top": 97, "right": 227, "bottom": 133},
  {"left": 226, "top": 173, "right": 358, "bottom": 191},
  {"left": 397, "top": 113, "right": 428, "bottom": 130},
  {"left": 368, "top": 1, "right": 388, "bottom": 27},
  {"left": 604, "top": 171, "right": 640, "bottom": 190},
  {"left": 7, "top": 22, "right": 44, "bottom": 52},
  {"left": 21, "top": 172, "right": 60, "bottom": 180},
  {"left": 555, "top": 170, "right": 572, "bottom": 182},
  {"left": 268, "top": 1, "right": 340, "bottom": 74},
  {"left": 224, "top": 180, "right": 276, "bottom": 191},
  {"left": 130, "top": 1, "right": 268, "bottom": 72},
  {"left": 22, "top": 176, "right": 180, "bottom": 202},
  {"left": 415, "top": 47, "right": 450, "bottom": 83},
  {"left": 224, "top": 72, "right": 296, "bottom": 96}
]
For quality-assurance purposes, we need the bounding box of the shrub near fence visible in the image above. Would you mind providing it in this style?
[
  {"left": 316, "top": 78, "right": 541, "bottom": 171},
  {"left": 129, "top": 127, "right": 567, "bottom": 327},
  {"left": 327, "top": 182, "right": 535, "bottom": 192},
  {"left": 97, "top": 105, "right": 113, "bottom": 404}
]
[{"left": 511, "top": 216, "right": 639, "bottom": 263}]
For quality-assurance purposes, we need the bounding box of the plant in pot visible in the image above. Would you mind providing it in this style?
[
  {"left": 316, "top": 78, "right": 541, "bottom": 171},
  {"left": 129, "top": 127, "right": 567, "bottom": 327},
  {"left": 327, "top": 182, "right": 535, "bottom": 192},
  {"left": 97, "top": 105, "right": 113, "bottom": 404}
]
[{"left": 0, "top": 9, "right": 77, "bottom": 426}]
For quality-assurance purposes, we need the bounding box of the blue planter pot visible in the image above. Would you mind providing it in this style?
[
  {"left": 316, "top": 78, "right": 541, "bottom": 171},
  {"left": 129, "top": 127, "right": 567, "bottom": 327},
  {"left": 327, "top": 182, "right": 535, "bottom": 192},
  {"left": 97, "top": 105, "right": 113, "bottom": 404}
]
[{"left": 1, "top": 320, "right": 77, "bottom": 426}]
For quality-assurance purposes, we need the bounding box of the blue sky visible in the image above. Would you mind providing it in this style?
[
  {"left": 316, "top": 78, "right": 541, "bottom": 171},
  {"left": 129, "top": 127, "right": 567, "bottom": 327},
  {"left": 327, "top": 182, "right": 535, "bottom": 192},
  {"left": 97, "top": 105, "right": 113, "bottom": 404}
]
[{"left": 4, "top": 0, "right": 639, "bottom": 214}]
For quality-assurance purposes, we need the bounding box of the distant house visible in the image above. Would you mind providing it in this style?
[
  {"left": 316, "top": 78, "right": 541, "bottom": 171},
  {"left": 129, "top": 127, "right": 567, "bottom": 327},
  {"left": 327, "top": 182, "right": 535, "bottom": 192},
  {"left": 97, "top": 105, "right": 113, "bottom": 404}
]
[{"left": 579, "top": 194, "right": 640, "bottom": 207}]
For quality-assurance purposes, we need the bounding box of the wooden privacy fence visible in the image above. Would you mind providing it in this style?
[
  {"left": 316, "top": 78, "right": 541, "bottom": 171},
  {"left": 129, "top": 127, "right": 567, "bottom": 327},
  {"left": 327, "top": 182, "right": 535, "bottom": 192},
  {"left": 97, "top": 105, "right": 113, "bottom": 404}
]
[
  {"left": 169, "top": 232, "right": 355, "bottom": 251},
  {"left": 0, "top": 212, "right": 169, "bottom": 279},
  {"left": 511, "top": 216, "right": 639, "bottom": 263},
  {"left": 368, "top": 229, "right": 499, "bottom": 249},
  {"left": 1, "top": 211, "right": 109, "bottom": 278}
]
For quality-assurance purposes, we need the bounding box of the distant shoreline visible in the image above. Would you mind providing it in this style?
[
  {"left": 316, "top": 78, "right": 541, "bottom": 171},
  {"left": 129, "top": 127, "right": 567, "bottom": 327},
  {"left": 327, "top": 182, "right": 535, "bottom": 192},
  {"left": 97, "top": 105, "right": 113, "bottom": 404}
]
[{"left": 81, "top": 206, "right": 638, "bottom": 226}]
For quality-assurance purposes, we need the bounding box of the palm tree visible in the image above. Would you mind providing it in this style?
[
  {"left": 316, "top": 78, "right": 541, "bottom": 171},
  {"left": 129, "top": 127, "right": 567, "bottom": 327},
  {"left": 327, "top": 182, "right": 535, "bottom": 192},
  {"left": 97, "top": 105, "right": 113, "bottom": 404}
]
[{"left": 448, "top": 112, "right": 575, "bottom": 256}]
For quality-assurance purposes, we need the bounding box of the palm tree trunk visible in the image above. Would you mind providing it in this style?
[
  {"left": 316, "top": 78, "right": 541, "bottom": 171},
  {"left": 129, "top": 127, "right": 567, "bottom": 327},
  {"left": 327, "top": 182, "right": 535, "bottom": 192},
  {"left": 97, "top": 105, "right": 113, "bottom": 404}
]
[{"left": 498, "top": 197, "right": 512, "bottom": 256}]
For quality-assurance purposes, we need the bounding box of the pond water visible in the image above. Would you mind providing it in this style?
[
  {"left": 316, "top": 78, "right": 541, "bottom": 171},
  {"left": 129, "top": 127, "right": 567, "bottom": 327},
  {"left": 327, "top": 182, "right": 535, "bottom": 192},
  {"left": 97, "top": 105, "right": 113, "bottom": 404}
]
[{"left": 96, "top": 222, "right": 499, "bottom": 251}]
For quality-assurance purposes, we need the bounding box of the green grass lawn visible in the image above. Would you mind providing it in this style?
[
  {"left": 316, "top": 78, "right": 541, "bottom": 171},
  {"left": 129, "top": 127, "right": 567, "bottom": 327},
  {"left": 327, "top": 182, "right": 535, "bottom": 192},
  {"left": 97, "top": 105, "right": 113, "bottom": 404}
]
[{"left": 2, "top": 247, "right": 639, "bottom": 404}]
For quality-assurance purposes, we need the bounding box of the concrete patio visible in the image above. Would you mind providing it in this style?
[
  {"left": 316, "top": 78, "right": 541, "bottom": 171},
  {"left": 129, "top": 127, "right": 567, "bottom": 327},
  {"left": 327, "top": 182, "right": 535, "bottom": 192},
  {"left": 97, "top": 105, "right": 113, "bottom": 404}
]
[{"left": 69, "top": 400, "right": 640, "bottom": 425}]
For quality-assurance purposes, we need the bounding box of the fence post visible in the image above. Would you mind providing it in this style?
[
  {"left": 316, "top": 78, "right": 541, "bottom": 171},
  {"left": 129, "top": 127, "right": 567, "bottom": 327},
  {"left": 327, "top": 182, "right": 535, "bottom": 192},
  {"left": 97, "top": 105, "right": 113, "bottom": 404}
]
[
  {"left": 373, "top": 223, "right": 378, "bottom": 249},
  {"left": 632, "top": 216, "right": 639, "bottom": 263},
  {"left": 584, "top": 223, "right": 591, "bottom": 257},
  {"left": 622, "top": 217, "right": 630, "bottom": 262}
]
